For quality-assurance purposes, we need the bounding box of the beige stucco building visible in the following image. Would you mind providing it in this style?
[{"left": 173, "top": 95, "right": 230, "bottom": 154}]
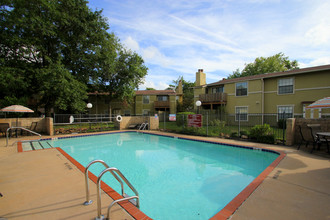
[
  {"left": 194, "top": 65, "right": 330, "bottom": 120},
  {"left": 87, "top": 81, "right": 183, "bottom": 116}
]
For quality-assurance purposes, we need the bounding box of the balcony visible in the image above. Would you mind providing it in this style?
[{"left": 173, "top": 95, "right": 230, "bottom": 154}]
[
  {"left": 199, "top": 93, "right": 227, "bottom": 104},
  {"left": 154, "top": 101, "right": 170, "bottom": 108}
]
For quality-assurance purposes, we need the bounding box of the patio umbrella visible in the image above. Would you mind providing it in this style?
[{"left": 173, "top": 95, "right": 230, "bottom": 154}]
[
  {"left": 0, "top": 105, "right": 34, "bottom": 113},
  {"left": 306, "top": 97, "right": 330, "bottom": 109},
  {"left": 0, "top": 105, "right": 34, "bottom": 127}
]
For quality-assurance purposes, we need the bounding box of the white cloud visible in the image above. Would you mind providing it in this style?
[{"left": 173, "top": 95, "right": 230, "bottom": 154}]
[
  {"left": 305, "top": 21, "right": 330, "bottom": 46},
  {"left": 140, "top": 79, "right": 169, "bottom": 90},
  {"left": 123, "top": 36, "right": 140, "bottom": 51},
  {"left": 142, "top": 46, "right": 172, "bottom": 67},
  {"left": 90, "top": 0, "right": 330, "bottom": 87}
]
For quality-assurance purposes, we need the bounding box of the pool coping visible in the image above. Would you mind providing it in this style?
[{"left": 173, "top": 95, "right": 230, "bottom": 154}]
[{"left": 17, "top": 131, "right": 286, "bottom": 220}]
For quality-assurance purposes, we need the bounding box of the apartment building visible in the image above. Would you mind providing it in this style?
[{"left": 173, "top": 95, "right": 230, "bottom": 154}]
[
  {"left": 88, "top": 81, "right": 183, "bottom": 116},
  {"left": 194, "top": 65, "right": 330, "bottom": 120}
]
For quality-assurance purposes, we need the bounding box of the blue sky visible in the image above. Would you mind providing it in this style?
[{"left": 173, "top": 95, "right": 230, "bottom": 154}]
[{"left": 88, "top": 0, "right": 330, "bottom": 90}]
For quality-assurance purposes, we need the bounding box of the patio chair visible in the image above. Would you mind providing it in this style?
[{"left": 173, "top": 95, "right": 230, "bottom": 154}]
[
  {"left": 22, "top": 122, "right": 38, "bottom": 136},
  {"left": 128, "top": 124, "right": 139, "bottom": 129},
  {"left": 297, "top": 125, "right": 309, "bottom": 150},
  {"left": 0, "top": 123, "right": 10, "bottom": 137},
  {"left": 308, "top": 124, "right": 329, "bottom": 153}
]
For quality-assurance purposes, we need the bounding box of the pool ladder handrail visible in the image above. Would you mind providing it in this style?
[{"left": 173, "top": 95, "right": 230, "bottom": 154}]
[
  {"left": 97, "top": 167, "right": 139, "bottom": 220},
  {"left": 6, "top": 127, "right": 42, "bottom": 147},
  {"left": 84, "top": 160, "right": 139, "bottom": 220},
  {"left": 138, "top": 123, "right": 148, "bottom": 130}
]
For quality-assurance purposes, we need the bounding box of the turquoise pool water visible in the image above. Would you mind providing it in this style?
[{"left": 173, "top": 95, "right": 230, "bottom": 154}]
[{"left": 41, "top": 132, "right": 278, "bottom": 219}]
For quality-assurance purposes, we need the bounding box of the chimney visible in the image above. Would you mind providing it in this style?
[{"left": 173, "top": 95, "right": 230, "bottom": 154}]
[
  {"left": 196, "top": 69, "right": 206, "bottom": 86},
  {"left": 176, "top": 80, "right": 183, "bottom": 94}
]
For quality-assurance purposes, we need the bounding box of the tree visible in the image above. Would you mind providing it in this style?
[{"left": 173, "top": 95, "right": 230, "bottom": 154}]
[
  {"left": 146, "top": 88, "right": 156, "bottom": 90},
  {"left": 96, "top": 47, "right": 148, "bottom": 106},
  {"left": 228, "top": 53, "right": 299, "bottom": 79},
  {"left": 169, "top": 76, "right": 195, "bottom": 112},
  {"left": 0, "top": 0, "right": 147, "bottom": 115}
]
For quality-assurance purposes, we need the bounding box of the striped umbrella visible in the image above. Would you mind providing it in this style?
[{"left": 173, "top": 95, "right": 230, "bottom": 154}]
[
  {"left": 0, "top": 105, "right": 34, "bottom": 113},
  {"left": 306, "top": 97, "right": 330, "bottom": 109},
  {"left": 0, "top": 105, "right": 34, "bottom": 127}
]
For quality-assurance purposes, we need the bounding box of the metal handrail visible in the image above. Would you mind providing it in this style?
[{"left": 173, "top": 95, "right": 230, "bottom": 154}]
[
  {"left": 84, "top": 160, "right": 124, "bottom": 205},
  {"left": 106, "top": 196, "right": 139, "bottom": 220},
  {"left": 6, "top": 127, "right": 42, "bottom": 147},
  {"left": 96, "top": 167, "right": 139, "bottom": 220},
  {"left": 138, "top": 123, "right": 145, "bottom": 130},
  {"left": 138, "top": 123, "right": 148, "bottom": 130}
]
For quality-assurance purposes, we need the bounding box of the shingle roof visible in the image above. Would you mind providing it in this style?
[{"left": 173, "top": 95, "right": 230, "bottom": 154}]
[
  {"left": 135, "top": 90, "right": 176, "bottom": 95},
  {"left": 206, "top": 64, "right": 330, "bottom": 87},
  {"left": 88, "top": 90, "right": 177, "bottom": 96}
]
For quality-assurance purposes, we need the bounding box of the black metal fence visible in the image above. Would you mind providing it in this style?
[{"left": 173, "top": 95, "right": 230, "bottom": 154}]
[
  {"left": 158, "top": 111, "right": 289, "bottom": 144},
  {"left": 53, "top": 112, "right": 289, "bottom": 144}
]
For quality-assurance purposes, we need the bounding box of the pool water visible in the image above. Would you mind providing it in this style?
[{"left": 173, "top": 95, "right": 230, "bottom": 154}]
[{"left": 43, "top": 132, "right": 279, "bottom": 219}]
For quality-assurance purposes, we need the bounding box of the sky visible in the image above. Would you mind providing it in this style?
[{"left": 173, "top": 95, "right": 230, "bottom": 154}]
[{"left": 87, "top": 0, "right": 330, "bottom": 90}]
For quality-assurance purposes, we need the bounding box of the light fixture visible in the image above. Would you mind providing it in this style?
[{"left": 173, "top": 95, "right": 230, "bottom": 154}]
[
  {"left": 87, "top": 103, "right": 93, "bottom": 109},
  {"left": 195, "top": 100, "right": 201, "bottom": 107}
]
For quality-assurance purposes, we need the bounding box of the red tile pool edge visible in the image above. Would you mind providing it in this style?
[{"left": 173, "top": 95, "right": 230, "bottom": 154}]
[
  {"left": 210, "top": 150, "right": 286, "bottom": 220},
  {"left": 17, "top": 141, "right": 23, "bottom": 152},
  {"left": 17, "top": 133, "right": 286, "bottom": 220},
  {"left": 55, "top": 147, "right": 153, "bottom": 220}
]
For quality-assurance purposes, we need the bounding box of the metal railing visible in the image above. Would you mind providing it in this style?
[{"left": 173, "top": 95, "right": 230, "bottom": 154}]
[
  {"left": 84, "top": 160, "right": 139, "bottom": 220},
  {"left": 159, "top": 111, "right": 289, "bottom": 144},
  {"left": 106, "top": 196, "right": 139, "bottom": 220},
  {"left": 199, "top": 93, "right": 227, "bottom": 103},
  {"left": 138, "top": 123, "right": 148, "bottom": 130},
  {"left": 96, "top": 167, "right": 139, "bottom": 220},
  {"left": 6, "top": 127, "right": 42, "bottom": 147}
]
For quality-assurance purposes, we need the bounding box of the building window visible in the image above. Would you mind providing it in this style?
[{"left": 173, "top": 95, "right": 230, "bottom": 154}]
[
  {"left": 211, "top": 87, "right": 224, "bottom": 94},
  {"left": 278, "top": 78, "right": 293, "bottom": 94},
  {"left": 157, "top": 95, "right": 168, "bottom": 101},
  {"left": 142, "top": 109, "right": 150, "bottom": 116},
  {"left": 235, "top": 106, "right": 248, "bottom": 121},
  {"left": 236, "top": 82, "right": 247, "bottom": 96},
  {"left": 143, "top": 95, "right": 150, "bottom": 104},
  {"left": 278, "top": 106, "right": 293, "bottom": 120}
]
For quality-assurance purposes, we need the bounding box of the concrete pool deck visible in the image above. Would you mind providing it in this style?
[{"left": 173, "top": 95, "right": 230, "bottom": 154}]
[{"left": 0, "top": 131, "right": 329, "bottom": 220}]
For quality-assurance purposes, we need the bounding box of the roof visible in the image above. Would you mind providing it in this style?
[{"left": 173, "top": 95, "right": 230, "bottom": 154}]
[
  {"left": 88, "top": 90, "right": 177, "bottom": 96},
  {"left": 206, "top": 64, "right": 330, "bottom": 87},
  {"left": 135, "top": 90, "right": 176, "bottom": 95}
]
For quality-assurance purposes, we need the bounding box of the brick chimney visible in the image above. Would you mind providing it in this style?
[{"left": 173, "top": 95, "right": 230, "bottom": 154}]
[{"left": 196, "top": 69, "right": 206, "bottom": 86}]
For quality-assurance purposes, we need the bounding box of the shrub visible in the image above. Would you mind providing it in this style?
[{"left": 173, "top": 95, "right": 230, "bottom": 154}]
[
  {"left": 230, "top": 132, "right": 238, "bottom": 138},
  {"left": 249, "top": 124, "right": 275, "bottom": 144},
  {"left": 239, "top": 130, "right": 248, "bottom": 137},
  {"left": 176, "top": 112, "right": 195, "bottom": 126},
  {"left": 179, "top": 126, "right": 206, "bottom": 136}
]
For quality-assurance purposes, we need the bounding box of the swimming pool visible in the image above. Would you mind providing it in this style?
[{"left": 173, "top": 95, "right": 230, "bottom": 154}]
[{"left": 26, "top": 132, "right": 283, "bottom": 219}]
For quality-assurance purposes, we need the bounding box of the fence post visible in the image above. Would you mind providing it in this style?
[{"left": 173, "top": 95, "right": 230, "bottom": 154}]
[
  {"left": 164, "top": 113, "right": 166, "bottom": 130},
  {"left": 182, "top": 114, "right": 184, "bottom": 129},
  {"left": 206, "top": 112, "right": 208, "bottom": 136},
  {"left": 282, "top": 111, "right": 286, "bottom": 144},
  {"left": 238, "top": 112, "right": 241, "bottom": 137}
]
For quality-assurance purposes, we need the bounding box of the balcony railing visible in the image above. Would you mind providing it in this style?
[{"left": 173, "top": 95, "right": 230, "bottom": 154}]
[
  {"left": 154, "top": 101, "right": 170, "bottom": 108},
  {"left": 199, "top": 93, "right": 227, "bottom": 104}
]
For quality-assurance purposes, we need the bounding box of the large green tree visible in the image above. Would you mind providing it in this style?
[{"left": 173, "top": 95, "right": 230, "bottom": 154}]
[
  {"left": 0, "top": 0, "right": 147, "bottom": 115},
  {"left": 228, "top": 53, "right": 299, "bottom": 79},
  {"left": 169, "top": 76, "right": 195, "bottom": 112}
]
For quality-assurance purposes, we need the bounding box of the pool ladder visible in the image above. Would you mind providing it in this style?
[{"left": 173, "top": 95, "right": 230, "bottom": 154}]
[
  {"left": 84, "top": 160, "right": 139, "bottom": 220},
  {"left": 139, "top": 123, "right": 148, "bottom": 130}
]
